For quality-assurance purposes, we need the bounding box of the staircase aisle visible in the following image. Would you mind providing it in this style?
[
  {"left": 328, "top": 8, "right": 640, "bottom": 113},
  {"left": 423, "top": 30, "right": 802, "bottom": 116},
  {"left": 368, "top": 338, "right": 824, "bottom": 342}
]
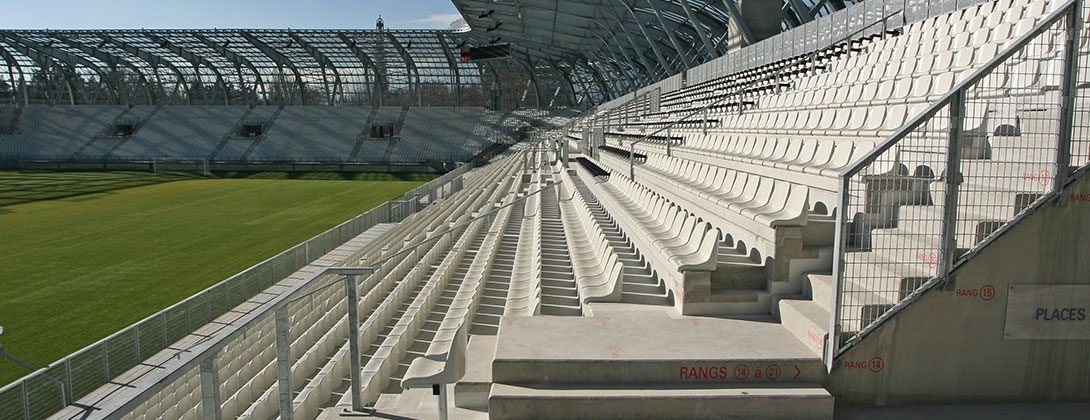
[{"left": 537, "top": 184, "right": 582, "bottom": 316}]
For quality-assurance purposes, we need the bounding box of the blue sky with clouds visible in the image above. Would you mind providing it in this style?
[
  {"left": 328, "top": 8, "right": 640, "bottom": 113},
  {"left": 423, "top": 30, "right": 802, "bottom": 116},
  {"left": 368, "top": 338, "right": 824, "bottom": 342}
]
[{"left": 0, "top": 0, "right": 463, "bottom": 30}]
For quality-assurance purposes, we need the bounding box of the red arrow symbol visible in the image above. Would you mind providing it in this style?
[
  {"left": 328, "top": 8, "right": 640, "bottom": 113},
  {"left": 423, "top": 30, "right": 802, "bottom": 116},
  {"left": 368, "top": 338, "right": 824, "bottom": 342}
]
[{"left": 793, "top": 365, "right": 800, "bottom": 379}]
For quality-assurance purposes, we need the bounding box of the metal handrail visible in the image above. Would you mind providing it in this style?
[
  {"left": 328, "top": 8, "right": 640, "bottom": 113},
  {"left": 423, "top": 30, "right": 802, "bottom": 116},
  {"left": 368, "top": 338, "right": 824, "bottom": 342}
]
[{"left": 828, "top": 0, "right": 1081, "bottom": 365}]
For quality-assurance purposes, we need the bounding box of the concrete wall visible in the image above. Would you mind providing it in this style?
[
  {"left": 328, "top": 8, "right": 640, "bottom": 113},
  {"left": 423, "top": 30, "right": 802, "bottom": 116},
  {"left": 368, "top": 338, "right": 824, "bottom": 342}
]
[{"left": 827, "top": 171, "right": 1090, "bottom": 405}]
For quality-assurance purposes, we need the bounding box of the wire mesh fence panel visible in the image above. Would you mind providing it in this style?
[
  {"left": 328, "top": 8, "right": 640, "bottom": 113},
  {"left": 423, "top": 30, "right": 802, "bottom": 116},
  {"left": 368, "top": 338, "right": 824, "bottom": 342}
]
[
  {"left": 25, "top": 364, "right": 65, "bottom": 420},
  {"left": 838, "top": 102, "right": 951, "bottom": 347},
  {"left": 104, "top": 329, "right": 138, "bottom": 383},
  {"left": 208, "top": 283, "right": 228, "bottom": 320},
  {"left": 956, "top": 19, "right": 1067, "bottom": 250},
  {"left": 137, "top": 318, "right": 165, "bottom": 361},
  {"left": 187, "top": 292, "right": 211, "bottom": 328},
  {"left": 69, "top": 347, "right": 106, "bottom": 400},
  {"left": 835, "top": 1, "right": 1081, "bottom": 356},
  {"left": 227, "top": 277, "right": 246, "bottom": 308},
  {"left": 164, "top": 305, "right": 189, "bottom": 345},
  {"left": 0, "top": 385, "right": 23, "bottom": 420},
  {"left": 1074, "top": 1, "right": 1090, "bottom": 168}
]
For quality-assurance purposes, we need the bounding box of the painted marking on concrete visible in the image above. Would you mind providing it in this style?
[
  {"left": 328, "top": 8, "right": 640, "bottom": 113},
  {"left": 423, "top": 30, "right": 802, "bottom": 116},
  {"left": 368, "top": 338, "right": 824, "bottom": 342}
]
[
  {"left": 955, "top": 284, "right": 995, "bottom": 301},
  {"left": 1024, "top": 169, "right": 1051, "bottom": 187},
  {"left": 598, "top": 316, "right": 611, "bottom": 327},
  {"left": 844, "top": 356, "right": 885, "bottom": 373},
  {"left": 868, "top": 357, "right": 885, "bottom": 372},
  {"left": 733, "top": 364, "right": 749, "bottom": 380},
  {"left": 687, "top": 317, "right": 701, "bottom": 326},
  {"left": 765, "top": 364, "right": 782, "bottom": 380},
  {"left": 806, "top": 329, "right": 826, "bottom": 352},
  {"left": 915, "top": 251, "right": 938, "bottom": 268},
  {"left": 604, "top": 344, "right": 620, "bottom": 358},
  {"left": 793, "top": 365, "right": 801, "bottom": 379},
  {"left": 1070, "top": 193, "right": 1090, "bottom": 202},
  {"left": 504, "top": 316, "right": 515, "bottom": 327},
  {"left": 980, "top": 285, "right": 996, "bottom": 301}
]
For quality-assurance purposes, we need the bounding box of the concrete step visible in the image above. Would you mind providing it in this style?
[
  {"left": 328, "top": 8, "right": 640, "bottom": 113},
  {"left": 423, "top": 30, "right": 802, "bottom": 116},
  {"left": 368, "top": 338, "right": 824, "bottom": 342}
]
[
  {"left": 493, "top": 312, "right": 825, "bottom": 385},
  {"left": 489, "top": 383, "right": 833, "bottom": 420},
  {"left": 778, "top": 299, "right": 830, "bottom": 358},
  {"left": 454, "top": 335, "right": 497, "bottom": 410},
  {"left": 806, "top": 273, "right": 834, "bottom": 312}
]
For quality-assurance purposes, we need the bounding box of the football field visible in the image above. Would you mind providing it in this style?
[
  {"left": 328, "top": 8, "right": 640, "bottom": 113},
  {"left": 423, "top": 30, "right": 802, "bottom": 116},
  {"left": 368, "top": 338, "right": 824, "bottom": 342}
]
[{"left": 0, "top": 170, "right": 435, "bottom": 386}]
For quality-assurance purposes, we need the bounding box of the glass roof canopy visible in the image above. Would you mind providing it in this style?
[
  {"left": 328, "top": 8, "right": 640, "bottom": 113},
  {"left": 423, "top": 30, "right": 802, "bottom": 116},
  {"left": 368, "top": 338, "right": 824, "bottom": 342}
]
[
  {"left": 0, "top": 28, "right": 580, "bottom": 109},
  {"left": 0, "top": 1, "right": 857, "bottom": 108}
]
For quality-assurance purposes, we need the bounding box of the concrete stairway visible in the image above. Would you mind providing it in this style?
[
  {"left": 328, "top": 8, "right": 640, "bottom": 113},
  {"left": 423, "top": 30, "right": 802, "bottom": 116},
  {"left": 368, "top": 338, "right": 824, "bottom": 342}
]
[
  {"left": 470, "top": 200, "right": 524, "bottom": 335},
  {"left": 488, "top": 312, "right": 833, "bottom": 420},
  {"left": 382, "top": 228, "right": 489, "bottom": 394},
  {"left": 537, "top": 184, "right": 582, "bottom": 316}
]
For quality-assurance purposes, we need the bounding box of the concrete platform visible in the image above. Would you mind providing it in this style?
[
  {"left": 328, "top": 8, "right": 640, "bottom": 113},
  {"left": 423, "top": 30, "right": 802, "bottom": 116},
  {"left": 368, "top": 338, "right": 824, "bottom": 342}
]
[{"left": 492, "top": 311, "right": 825, "bottom": 384}]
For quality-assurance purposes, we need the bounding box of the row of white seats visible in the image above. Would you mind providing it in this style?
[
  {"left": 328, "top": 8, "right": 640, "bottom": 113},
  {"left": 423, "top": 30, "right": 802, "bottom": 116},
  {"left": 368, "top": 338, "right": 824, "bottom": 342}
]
[
  {"left": 585, "top": 164, "right": 720, "bottom": 303},
  {"left": 401, "top": 202, "right": 515, "bottom": 390},
  {"left": 557, "top": 168, "right": 625, "bottom": 303},
  {"left": 503, "top": 176, "right": 544, "bottom": 316}
]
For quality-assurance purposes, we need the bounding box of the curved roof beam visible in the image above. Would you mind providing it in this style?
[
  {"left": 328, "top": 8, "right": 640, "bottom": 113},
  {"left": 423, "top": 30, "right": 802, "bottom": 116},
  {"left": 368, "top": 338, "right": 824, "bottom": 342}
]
[
  {"left": 53, "top": 33, "right": 155, "bottom": 105},
  {"left": 192, "top": 32, "right": 266, "bottom": 106},
  {"left": 615, "top": 1, "right": 678, "bottom": 75},
  {"left": 289, "top": 33, "right": 342, "bottom": 105},
  {"left": 384, "top": 32, "right": 422, "bottom": 106},
  {"left": 641, "top": 0, "right": 695, "bottom": 69},
  {"left": 101, "top": 34, "right": 190, "bottom": 105},
  {"left": 0, "top": 43, "right": 28, "bottom": 105},
  {"left": 240, "top": 31, "right": 307, "bottom": 105},
  {"left": 143, "top": 32, "right": 230, "bottom": 105},
  {"left": 1, "top": 32, "right": 111, "bottom": 105}
]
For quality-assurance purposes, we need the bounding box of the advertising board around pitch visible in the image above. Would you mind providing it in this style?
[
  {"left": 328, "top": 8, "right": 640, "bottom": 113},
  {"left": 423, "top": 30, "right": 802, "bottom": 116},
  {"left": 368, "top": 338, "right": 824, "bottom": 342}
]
[{"left": 1003, "top": 284, "right": 1090, "bottom": 340}]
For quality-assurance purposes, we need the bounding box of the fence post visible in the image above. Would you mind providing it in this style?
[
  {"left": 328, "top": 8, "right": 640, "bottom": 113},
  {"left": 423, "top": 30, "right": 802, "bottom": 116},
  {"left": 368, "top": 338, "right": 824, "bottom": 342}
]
[
  {"left": 1056, "top": 1, "right": 1082, "bottom": 200},
  {"left": 826, "top": 175, "right": 853, "bottom": 369},
  {"left": 64, "top": 358, "right": 73, "bottom": 403},
  {"left": 939, "top": 91, "right": 965, "bottom": 290},
  {"left": 134, "top": 324, "right": 141, "bottom": 361},
  {"left": 21, "top": 380, "right": 29, "bottom": 420},
  {"left": 161, "top": 313, "right": 168, "bottom": 348},
  {"left": 102, "top": 342, "right": 110, "bottom": 383}
]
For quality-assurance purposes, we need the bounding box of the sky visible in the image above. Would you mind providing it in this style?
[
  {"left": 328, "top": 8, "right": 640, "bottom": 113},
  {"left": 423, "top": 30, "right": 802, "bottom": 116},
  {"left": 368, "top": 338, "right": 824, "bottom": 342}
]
[{"left": 0, "top": 0, "right": 464, "bottom": 30}]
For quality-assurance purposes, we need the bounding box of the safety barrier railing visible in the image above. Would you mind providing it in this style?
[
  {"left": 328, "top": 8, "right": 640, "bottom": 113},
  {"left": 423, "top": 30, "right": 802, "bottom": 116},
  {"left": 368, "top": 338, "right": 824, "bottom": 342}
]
[
  {"left": 829, "top": 0, "right": 1083, "bottom": 363},
  {"left": 0, "top": 169, "right": 470, "bottom": 420}
]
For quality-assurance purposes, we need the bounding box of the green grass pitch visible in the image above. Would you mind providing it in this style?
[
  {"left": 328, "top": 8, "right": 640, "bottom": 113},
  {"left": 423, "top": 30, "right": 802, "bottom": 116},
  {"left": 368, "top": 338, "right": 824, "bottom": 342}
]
[{"left": 0, "top": 170, "right": 436, "bottom": 386}]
